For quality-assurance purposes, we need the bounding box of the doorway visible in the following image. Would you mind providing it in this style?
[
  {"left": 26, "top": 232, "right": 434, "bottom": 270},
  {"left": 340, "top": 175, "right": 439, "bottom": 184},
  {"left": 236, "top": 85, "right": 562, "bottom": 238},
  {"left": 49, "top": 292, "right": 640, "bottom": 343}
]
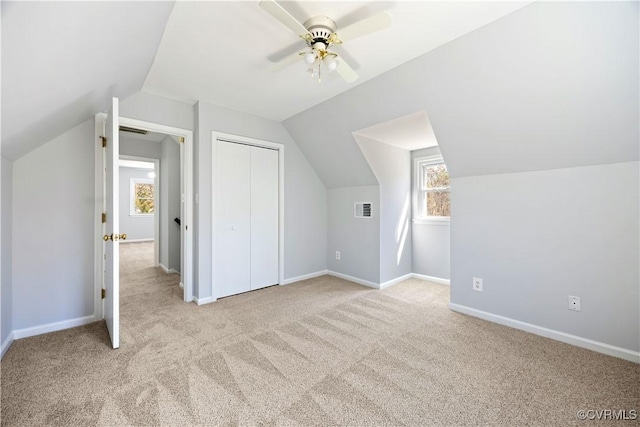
[
  {"left": 118, "top": 156, "right": 159, "bottom": 264},
  {"left": 94, "top": 114, "right": 194, "bottom": 326}
]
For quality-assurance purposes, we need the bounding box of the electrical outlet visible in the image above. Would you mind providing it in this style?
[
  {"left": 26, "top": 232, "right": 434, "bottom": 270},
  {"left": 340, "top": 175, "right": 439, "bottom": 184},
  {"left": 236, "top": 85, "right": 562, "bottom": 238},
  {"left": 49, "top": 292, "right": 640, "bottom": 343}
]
[
  {"left": 473, "top": 277, "right": 483, "bottom": 292},
  {"left": 336, "top": 251, "right": 341, "bottom": 261},
  {"left": 568, "top": 296, "right": 581, "bottom": 311}
]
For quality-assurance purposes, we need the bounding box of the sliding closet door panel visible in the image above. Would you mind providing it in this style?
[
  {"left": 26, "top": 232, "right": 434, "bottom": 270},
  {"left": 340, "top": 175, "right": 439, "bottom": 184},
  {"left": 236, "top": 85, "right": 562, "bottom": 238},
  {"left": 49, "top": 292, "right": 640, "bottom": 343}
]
[
  {"left": 250, "top": 146, "right": 279, "bottom": 290},
  {"left": 215, "top": 141, "right": 251, "bottom": 298}
]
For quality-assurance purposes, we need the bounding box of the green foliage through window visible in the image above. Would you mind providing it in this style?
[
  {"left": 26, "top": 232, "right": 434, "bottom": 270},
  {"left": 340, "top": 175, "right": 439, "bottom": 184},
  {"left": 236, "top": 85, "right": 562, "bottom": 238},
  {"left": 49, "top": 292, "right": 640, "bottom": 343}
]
[
  {"left": 135, "top": 183, "right": 154, "bottom": 214},
  {"left": 132, "top": 180, "right": 154, "bottom": 215}
]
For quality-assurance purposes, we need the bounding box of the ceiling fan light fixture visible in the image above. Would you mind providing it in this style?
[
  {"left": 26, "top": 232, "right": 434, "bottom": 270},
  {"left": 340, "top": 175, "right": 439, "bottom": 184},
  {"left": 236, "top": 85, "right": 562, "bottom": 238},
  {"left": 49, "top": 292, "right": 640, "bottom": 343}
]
[
  {"left": 326, "top": 57, "right": 338, "bottom": 72},
  {"left": 260, "top": 0, "right": 384, "bottom": 84},
  {"left": 304, "top": 51, "right": 317, "bottom": 64}
]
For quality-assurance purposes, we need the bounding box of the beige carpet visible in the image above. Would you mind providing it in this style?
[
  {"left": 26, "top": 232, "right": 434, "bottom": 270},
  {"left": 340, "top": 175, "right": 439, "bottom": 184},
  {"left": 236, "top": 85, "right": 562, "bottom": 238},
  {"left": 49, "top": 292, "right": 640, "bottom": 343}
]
[{"left": 1, "top": 241, "right": 638, "bottom": 426}]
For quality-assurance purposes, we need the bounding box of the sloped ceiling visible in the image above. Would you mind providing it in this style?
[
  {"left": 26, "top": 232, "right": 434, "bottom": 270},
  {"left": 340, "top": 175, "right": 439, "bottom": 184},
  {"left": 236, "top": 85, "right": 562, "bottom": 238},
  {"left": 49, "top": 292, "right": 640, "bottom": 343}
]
[
  {"left": 4, "top": 1, "right": 637, "bottom": 187},
  {"left": 353, "top": 112, "right": 438, "bottom": 151},
  {"left": 1, "top": 1, "right": 174, "bottom": 160},
  {"left": 284, "top": 1, "right": 639, "bottom": 187},
  {"left": 2, "top": 0, "right": 532, "bottom": 161},
  {"left": 142, "top": 0, "right": 531, "bottom": 122}
]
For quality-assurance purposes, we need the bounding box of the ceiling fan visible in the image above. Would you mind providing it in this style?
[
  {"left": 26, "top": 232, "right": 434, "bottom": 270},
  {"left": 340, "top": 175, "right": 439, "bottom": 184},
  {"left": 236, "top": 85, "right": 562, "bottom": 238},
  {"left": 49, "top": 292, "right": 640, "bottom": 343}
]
[{"left": 258, "top": 0, "right": 391, "bottom": 83}]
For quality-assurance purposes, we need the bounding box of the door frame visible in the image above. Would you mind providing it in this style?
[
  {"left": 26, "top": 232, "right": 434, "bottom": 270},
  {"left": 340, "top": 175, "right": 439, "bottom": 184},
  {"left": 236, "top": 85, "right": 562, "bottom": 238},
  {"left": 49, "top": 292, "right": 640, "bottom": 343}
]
[
  {"left": 211, "top": 131, "right": 285, "bottom": 301},
  {"left": 95, "top": 115, "right": 194, "bottom": 316}
]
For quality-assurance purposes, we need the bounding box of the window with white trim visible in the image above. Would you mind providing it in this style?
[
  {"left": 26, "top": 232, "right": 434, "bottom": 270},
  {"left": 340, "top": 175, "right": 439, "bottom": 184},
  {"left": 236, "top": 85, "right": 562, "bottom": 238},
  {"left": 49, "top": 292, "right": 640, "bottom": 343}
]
[
  {"left": 130, "top": 178, "right": 155, "bottom": 216},
  {"left": 414, "top": 156, "right": 450, "bottom": 220}
]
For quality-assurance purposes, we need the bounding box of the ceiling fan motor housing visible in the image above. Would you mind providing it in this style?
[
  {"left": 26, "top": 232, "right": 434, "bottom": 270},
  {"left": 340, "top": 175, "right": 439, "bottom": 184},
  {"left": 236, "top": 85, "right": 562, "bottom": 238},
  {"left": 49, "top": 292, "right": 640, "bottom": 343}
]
[{"left": 304, "top": 15, "right": 338, "bottom": 46}]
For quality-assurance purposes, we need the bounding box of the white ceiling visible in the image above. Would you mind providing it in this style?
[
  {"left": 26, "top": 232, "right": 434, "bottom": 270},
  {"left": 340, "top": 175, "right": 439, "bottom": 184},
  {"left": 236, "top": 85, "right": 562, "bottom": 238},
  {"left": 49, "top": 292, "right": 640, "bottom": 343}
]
[
  {"left": 353, "top": 111, "right": 438, "bottom": 151},
  {"left": 143, "top": 0, "right": 532, "bottom": 122},
  {"left": 1, "top": 1, "right": 174, "bottom": 160},
  {"left": 2, "top": 0, "right": 532, "bottom": 160}
]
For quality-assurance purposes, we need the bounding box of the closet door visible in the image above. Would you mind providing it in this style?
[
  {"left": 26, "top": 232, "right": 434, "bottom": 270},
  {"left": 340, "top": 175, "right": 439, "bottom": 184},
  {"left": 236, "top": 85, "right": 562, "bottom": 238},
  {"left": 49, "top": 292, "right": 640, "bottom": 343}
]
[
  {"left": 250, "top": 146, "right": 279, "bottom": 290},
  {"left": 215, "top": 141, "right": 251, "bottom": 297}
]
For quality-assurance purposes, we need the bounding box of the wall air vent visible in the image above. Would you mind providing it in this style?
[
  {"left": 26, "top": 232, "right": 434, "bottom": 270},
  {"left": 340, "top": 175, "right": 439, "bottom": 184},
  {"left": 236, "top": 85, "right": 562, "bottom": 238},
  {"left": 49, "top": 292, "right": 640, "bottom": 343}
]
[
  {"left": 119, "top": 126, "right": 148, "bottom": 135},
  {"left": 354, "top": 202, "right": 372, "bottom": 218}
]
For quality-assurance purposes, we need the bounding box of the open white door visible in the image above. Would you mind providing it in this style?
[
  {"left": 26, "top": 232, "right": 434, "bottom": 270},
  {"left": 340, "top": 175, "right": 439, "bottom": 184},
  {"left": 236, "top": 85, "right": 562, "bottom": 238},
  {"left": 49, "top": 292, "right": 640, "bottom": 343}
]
[{"left": 104, "top": 97, "right": 120, "bottom": 348}]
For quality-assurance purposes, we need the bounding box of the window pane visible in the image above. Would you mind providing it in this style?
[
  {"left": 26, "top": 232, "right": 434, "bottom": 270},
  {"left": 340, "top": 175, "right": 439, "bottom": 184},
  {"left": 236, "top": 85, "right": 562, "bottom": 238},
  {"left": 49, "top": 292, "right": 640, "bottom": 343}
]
[
  {"left": 135, "top": 198, "right": 154, "bottom": 214},
  {"left": 134, "top": 183, "right": 154, "bottom": 214},
  {"left": 426, "top": 164, "right": 450, "bottom": 189},
  {"left": 427, "top": 191, "right": 450, "bottom": 217},
  {"left": 135, "top": 183, "right": 154, "bottom": 199}
]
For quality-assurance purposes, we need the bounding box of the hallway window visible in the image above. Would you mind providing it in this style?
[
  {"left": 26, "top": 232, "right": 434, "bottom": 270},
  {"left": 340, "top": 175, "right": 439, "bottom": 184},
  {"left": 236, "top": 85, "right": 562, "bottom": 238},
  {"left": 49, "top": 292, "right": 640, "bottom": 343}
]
[
  {"left": 415, "top": 156, "right": 450, "bottom": 219},
  {"left": 130, "top": 178, "right": 155, "bottom": 215}
]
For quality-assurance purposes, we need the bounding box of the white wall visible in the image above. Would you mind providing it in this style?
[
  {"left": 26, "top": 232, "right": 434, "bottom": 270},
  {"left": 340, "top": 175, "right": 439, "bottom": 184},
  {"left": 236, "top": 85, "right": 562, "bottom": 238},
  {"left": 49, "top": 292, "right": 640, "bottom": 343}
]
[
  {"left": 356, "top": 136, "right": 412, "bottom": 283},
  {"left": 2, "top": 157, "right": 13, "bottom": 350},
  {"left": 413, "top": 224, "right": 450, "bottom": 281},
  {"left": 120, "top": 91, "right": 194, "bottom": 132},
  {"left": 159, "top": 135, "right": 180, "bottom": 272},
  {"left": 283, "top": 2, "right": 638, "bottom": 359},
  {"left": 0, "top": 0, "right": 5, "bottom": 357},
  {"left": 411, "top": 147, "right": 450, "bottom": 280},
  {"left": 119, "top": 166, "right": 155, "bottom": 241},
  {"left": 195, "top": 100, "right": 327, "bottom": 299},
  {"left": 451, "top": 162, "right": 639, "bottom": 353},
  {"left": 327, "top": 186, "right": 380, "bottom": 284},
  {"left": 12, "top": 118, "right": 96, "bottom": 330},
  {"left": 120, "top": 135, "right": 162, "bottom": 159}
]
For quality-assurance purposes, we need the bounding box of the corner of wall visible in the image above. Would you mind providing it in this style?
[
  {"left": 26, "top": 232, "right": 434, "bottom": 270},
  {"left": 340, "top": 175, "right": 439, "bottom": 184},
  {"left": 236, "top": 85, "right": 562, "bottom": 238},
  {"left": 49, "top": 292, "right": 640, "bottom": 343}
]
[{"left": 1, "top": 156, "right": 14, "bottom": 355}]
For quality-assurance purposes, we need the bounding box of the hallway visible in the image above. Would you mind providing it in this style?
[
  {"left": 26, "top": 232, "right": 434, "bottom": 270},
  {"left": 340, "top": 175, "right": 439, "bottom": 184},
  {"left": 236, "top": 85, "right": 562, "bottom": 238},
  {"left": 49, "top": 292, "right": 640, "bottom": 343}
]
[{"left": 119, "top": 241, "right": 186, "bottom": 346}]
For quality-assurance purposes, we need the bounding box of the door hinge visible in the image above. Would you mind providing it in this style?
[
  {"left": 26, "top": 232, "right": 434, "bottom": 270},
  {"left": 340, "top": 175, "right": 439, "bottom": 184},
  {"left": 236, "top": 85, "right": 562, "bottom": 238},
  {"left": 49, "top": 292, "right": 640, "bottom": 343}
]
[
  {"left": 179, "top": 136, "right": 185, "bottom": 143},
  {"left": 101, "top": 212, "right": 107, "bottom": 223},
  {"left": 101, "top": 289, "right": 106, "bottom": 299},
  {"left": 100, "top": 136, "right": 107, "bottom": 148}
]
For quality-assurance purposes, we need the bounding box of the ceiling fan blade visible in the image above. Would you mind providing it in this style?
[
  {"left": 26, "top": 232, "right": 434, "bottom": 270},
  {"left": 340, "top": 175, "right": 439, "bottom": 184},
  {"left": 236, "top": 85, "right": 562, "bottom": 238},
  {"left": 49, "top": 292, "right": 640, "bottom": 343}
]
[
  {"left": 259, "top": 0, "right": 311, "bottom": 38},
  {"left": 337, "top": 11, "right": 391, "bottom": 43},
  {"left": 268, "top": 51, "right": 303, "bottom": 72},
  {"left": 267, "top": 42, "right": 303, "bottom": 63},
  {"left": 336, "top": 58, "right": 359, "bottom": 83}
]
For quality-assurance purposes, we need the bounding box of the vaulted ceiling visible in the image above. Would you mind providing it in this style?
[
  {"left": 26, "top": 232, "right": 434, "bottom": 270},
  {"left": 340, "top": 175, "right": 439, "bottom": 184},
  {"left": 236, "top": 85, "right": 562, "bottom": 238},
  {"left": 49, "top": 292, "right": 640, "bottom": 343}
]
[
  {"left": 2, "top": 0, "right": 532, "bottom": 160},
  {"left": 284, "top": 1, "right": 639, "bottom": 186},
  {"left": 1, "top": 1, "right": 174, "bottom": 159}
]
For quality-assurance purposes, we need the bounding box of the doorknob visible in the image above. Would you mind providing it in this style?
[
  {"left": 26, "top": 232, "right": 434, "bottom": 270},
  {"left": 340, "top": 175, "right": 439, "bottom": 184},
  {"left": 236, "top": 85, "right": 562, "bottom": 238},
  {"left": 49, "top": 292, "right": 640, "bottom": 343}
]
[{"left": 103, "top": 233, "right": 127, "bottom": 241}]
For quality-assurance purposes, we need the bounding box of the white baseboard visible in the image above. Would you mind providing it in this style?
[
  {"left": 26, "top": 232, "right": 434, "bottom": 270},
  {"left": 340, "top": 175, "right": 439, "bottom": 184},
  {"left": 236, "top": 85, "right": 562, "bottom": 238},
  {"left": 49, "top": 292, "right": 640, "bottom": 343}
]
[
  {"left": 12, "top": 314, "right": 99, "bottom": 340},
  {"left": 121, "top": 238, "right": 154, "bottom": 243},
  {"left": 449, "top": 303, "right": 640, "bottom": 364},
  {"left": 281, "top": 270, "right": 329, "bottom": 285},
  {"left": 411, "top": 273, "right": 450, "bottom": 285},
  {"left": 325, "top": 271, "right": 449, "bottom": 290},
  {"left": 327, "top": 270, "right": 380, "bottom": 289},
  {"left": 193, "top": 296, "right": 216, "bottom": 306},
  {"left": 1, "top": 332, "right": 15, "bottom": 359},
  {"left": 158, "top": 263, "right": 180, "bottom": 275},
  {"left": 380, "top": 273, "right": 414, "bottom": 289}
]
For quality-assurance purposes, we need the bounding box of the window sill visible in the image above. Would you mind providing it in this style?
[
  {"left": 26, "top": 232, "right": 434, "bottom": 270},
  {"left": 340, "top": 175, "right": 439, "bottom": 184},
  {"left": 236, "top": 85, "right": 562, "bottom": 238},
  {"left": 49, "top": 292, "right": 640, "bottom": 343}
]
[{"left": 413, "top": 217, "right": 450, "bottom": 226}]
